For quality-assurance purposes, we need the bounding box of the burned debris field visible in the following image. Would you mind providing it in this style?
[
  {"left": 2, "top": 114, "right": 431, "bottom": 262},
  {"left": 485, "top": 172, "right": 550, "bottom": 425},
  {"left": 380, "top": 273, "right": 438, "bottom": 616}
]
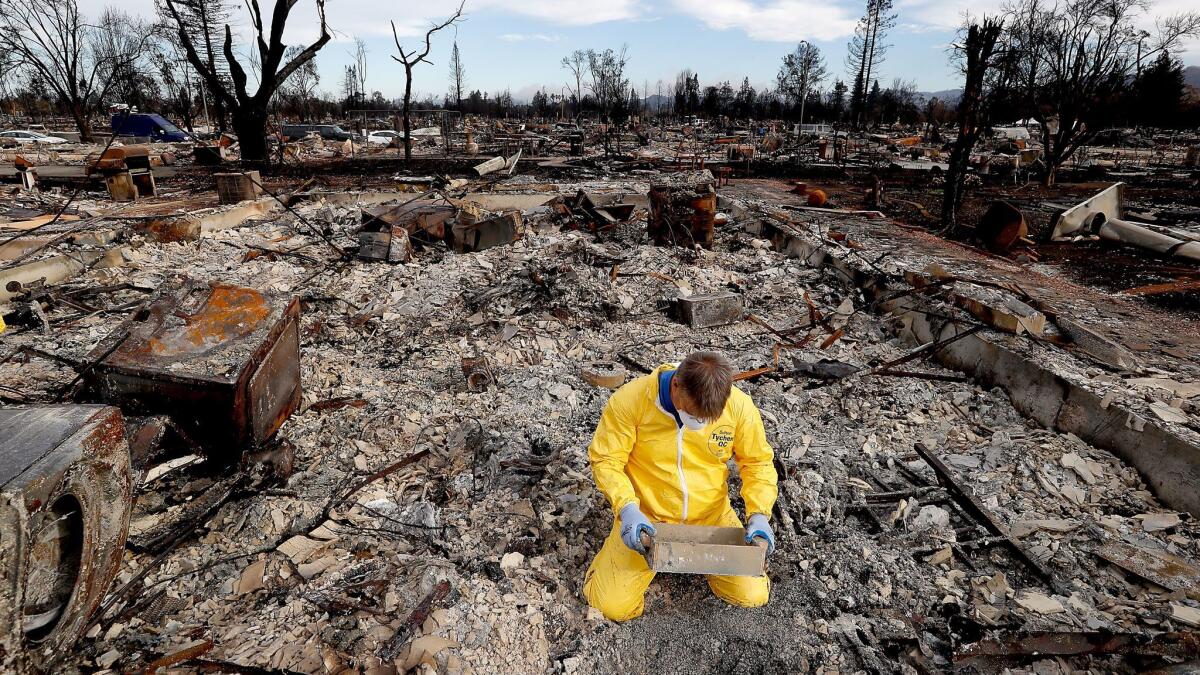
[{"left": 3, "top": 0, "right": 1200, "bottom": 674}]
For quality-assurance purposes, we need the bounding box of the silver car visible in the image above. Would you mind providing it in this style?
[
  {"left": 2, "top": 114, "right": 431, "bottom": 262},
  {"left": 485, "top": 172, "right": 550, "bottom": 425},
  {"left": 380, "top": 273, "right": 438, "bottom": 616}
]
[{"left": 0, "top": 130, "right": 68, "bottom": 144}]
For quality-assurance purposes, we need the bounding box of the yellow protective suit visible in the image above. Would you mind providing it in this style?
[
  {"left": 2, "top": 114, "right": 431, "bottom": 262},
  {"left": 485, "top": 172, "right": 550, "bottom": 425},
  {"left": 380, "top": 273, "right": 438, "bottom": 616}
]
[{"left": 583, "top": 363, "right": 778, "bottom": 621}]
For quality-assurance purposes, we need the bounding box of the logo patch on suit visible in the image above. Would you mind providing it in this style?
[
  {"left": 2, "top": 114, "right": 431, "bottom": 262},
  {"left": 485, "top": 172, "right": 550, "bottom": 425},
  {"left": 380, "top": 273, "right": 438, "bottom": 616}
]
[{"left": 708, "top": 425, "right": 735, "bottom": 458}]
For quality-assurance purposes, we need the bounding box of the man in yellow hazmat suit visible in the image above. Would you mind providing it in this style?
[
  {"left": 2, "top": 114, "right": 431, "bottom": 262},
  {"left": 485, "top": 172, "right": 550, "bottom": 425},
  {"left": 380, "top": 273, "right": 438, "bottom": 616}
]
[{"left": 583, "top": 351, "right": 778, "bottom": 621}]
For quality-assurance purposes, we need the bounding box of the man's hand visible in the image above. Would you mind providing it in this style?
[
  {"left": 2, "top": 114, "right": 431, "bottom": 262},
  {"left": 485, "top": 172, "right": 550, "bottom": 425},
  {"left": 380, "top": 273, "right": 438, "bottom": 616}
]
[
  {"left": 745, "top": 513, "right": 775, "bottom": 555},
  {"left": 619, "top": 503, "right": 656, "bottom": 554}
]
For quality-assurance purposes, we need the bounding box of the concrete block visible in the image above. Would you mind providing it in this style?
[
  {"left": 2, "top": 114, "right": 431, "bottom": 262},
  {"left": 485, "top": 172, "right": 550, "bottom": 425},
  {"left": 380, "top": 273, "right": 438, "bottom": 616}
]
[
  {"left": 678, "top": 292, "right": 743, "bottom": 328},
  {"left": 949, "top": 288, "right": 1046, "bottom": 336},
  {"left": 215, "top": 171, "right": 262, "bottom": 205}
]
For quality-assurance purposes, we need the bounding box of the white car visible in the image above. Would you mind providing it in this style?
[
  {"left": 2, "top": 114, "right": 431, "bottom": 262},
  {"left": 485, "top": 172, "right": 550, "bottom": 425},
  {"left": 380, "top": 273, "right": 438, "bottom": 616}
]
[
  {"left": 367, "top": 130, "right": 400, "bottom": 145},
  {"left": 0, "top": 130, "right": 68, "bottom": 144}
]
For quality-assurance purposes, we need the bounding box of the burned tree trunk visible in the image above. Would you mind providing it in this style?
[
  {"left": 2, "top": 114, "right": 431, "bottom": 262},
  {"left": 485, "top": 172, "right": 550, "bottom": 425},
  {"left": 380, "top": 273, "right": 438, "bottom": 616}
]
[
  {"left": 231, "top": 107, "right": 269, "bottom": 167},
  {"left": 941, "top": 19, "right": 1003, "bottom": 234},
  {"left": 69, "top": 104, "right": 94, "bottom": 144},
  {"left": 161, "top": 0, "right": 330, "bottom": 164},
  {"left": 402, "top": 63, "right": 414, "bottom": 161},
  {"left": 391, "top": 2, "right": 464, "bottom": 164}
]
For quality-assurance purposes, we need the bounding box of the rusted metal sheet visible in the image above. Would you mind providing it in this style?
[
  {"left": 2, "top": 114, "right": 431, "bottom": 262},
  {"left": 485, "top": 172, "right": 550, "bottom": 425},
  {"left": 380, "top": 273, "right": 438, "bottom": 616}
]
[
  {"left": 643, "top": 524, "right": 766, "bottom": 577},
  {"left": 0, "top": 405, "right": 132, "bottom": 673},
  {"left": 450, "top": 211, "right": 523, "bottom": 253},
  {"left": 1095, "top": 540, "right": 1200, "bottom": 595},
  {"left": 86, "top": 281, "right": 301, "bottom": 462}
]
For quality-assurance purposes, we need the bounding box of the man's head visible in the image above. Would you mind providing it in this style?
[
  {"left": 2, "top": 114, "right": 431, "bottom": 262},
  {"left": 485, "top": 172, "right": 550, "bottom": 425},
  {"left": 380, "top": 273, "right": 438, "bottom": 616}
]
[{"left": 670, "top": 351, "right": 734, "bottom": 421}]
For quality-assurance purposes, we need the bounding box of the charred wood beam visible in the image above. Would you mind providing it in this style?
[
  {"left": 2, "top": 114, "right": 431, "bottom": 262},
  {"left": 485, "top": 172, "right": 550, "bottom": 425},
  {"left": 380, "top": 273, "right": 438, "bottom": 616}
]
[
  {"left": 956, "top": 630, "right": 1200, "bottom": 663},
  {"left": 913, "top": 442, "right": 1067, "bottom": 594}
]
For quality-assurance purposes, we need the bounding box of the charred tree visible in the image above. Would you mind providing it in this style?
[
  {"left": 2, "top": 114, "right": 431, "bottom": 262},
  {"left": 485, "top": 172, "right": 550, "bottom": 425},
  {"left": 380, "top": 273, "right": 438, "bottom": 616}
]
[
  {"left": 561, "top": 50, "right": 588, "bottom": 120},
  {"left": 942, "top": 18, "right": 1004, "bottom": 235},
  {"left": 0, "top": 0, "right": 152, "bottom": 142},
  {"left": 391, "top": 2, "right": 465, "bottom": 162},
  {"left": 996, "top": 0, "right": 1200, "bottom": 186},
  {"left": 448, "top": 41, "right": 466, "bottom": 110},
  {"left": 162, "top": 0, "right": 329, "bottom": 163},
  {"left": 846, "top": 0, "right": 896, "bottom": 129},
  {"left": 155, "top": 0, "right": 234, "bottom": 131},
  {"left": 778, "top": 42, "right": 827, "bottom": 127}
]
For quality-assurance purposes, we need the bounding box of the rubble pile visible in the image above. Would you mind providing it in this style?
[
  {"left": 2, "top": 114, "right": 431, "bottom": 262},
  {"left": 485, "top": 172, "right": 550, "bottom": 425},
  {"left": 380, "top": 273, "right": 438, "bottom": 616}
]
[{"left": 3, "top": 181, "right": 1199, "bottom": 673}]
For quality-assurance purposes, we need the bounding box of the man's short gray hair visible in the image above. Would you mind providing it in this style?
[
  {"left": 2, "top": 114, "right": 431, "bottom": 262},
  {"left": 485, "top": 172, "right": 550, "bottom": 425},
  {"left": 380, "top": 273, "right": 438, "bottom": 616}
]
[{"left": 677, "top": 352, "right": 734, "bottom": 419}]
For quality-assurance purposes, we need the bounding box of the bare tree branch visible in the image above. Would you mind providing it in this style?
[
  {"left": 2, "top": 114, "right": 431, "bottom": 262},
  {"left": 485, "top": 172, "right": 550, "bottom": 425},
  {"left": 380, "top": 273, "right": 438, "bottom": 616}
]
[{"left": 389, "top": 1, "right": 465, "bottom": 161}]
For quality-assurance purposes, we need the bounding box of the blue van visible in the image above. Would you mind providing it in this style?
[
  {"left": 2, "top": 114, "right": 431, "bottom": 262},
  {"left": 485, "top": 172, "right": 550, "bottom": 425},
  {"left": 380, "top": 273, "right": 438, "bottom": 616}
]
[{"left": 111, "top": 113, "right": 191, "bottom": 142}]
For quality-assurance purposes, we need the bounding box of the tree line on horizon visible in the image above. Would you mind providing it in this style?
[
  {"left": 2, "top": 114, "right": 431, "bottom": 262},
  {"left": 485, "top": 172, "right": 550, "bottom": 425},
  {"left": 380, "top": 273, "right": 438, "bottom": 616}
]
[{"left": 0, "top": 0, "right": 1197, "bottom": 162}]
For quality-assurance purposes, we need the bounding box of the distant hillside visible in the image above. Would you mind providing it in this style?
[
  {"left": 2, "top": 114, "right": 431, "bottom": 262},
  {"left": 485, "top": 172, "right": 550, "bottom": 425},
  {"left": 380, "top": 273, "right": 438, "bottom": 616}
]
[
  {"left": 642, "top": 94, "right": 671, "bottom": 111},
  {"left": 917, "top": 88, "right": 962, "bottom": 105},
  {"left": 1186, "top": 65, "right": 1200, "bottom": 90}
]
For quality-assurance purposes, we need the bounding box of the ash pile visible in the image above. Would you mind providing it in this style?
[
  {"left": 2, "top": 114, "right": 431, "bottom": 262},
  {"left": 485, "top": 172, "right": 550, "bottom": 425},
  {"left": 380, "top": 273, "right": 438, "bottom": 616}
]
[{"left": 1, "top": 175, "right": 1199, "bottom": 675}]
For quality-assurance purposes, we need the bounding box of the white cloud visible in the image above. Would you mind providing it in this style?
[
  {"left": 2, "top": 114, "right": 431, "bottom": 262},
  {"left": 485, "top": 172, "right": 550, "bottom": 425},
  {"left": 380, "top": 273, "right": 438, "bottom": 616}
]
[
  {"left": 498, "top": 33, "right": 563, "bottom": 42},
  {"left": 893, "top": 0, "right": 1003, "bottom": 31},
  {"left": 485, "top": 0, "right": 640, "bottom": 25},
  {"left": 670, "top": 0, "right": 859, "bottom": 42},
  {"left": 77, "top": 0, "right": 640, "bottom": 40}
]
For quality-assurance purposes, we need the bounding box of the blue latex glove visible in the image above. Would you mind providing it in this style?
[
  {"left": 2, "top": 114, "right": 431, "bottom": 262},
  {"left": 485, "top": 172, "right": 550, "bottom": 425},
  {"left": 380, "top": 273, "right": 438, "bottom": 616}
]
[
  {"left": 619, "top": 503, "right": 656, "bottom": 554},
  {"left": 745, "top": 513, "right": 775, "bottom": 555}
]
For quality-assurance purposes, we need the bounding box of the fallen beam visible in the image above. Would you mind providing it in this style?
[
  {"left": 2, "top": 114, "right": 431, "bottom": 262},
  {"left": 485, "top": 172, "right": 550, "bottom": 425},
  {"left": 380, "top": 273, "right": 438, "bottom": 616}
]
[
  {"left": 378, "top": 580, "right": 452, "bottom": 661},
  {"left": 473, "top": 156, "right": 506, "bottom": 177},
  {"left": 913, "top": 442, "right": 1066, "bottom": 593},
  {"left": 0, "top": 248, "right": 125, "bottom": 302},
  {"left": 0, "top": 214, "right": 81, "bottom": 231},
  {"left": 1094, "top": 540, "right": 1200, "bottom": 598},
  {"left": 1120, "top": 278, "right": 1200, "bottom": 297},
  {"left": 957, "top": 630, "right": 1200, "bottom": 662},
  {"left": 134, "top": 198, "right": 279, "bottom": 243}
]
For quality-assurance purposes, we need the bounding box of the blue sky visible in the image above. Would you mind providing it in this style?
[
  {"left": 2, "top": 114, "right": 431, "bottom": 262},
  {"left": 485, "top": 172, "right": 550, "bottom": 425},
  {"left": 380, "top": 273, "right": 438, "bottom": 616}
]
[{"left": 87, "top": 0, "right": 1200, "bottom": 103}]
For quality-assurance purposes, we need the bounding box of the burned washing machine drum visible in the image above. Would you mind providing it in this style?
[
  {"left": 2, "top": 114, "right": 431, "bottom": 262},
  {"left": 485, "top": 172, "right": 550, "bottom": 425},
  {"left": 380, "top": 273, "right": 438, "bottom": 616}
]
[{"left": 0, "top": 405, "right": 132, "bottom": 673}]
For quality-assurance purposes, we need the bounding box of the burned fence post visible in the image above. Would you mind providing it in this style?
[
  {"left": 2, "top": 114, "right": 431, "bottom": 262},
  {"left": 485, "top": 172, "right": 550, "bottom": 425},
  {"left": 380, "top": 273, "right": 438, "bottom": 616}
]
[{"left": 648, "top": 170, "right": 718, "bottom": 249}]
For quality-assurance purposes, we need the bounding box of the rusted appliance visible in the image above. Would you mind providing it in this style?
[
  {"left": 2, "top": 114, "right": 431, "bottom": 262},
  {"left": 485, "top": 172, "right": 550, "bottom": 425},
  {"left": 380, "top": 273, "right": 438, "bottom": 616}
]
[
  {"left": 0, "top": 405, "right": 132, "bottom": 673},
  {"left": 978, "top": 200, "right": 1028, "bottom": 252},
  {"left": 648, "top": 170, "right": 718, "bottom": 249},
  {"left": 87, "top": 146, "right": 156, "bottom": 201},
  {"left": 86, "top": 281, "right": 302, "bottom": 463}
]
